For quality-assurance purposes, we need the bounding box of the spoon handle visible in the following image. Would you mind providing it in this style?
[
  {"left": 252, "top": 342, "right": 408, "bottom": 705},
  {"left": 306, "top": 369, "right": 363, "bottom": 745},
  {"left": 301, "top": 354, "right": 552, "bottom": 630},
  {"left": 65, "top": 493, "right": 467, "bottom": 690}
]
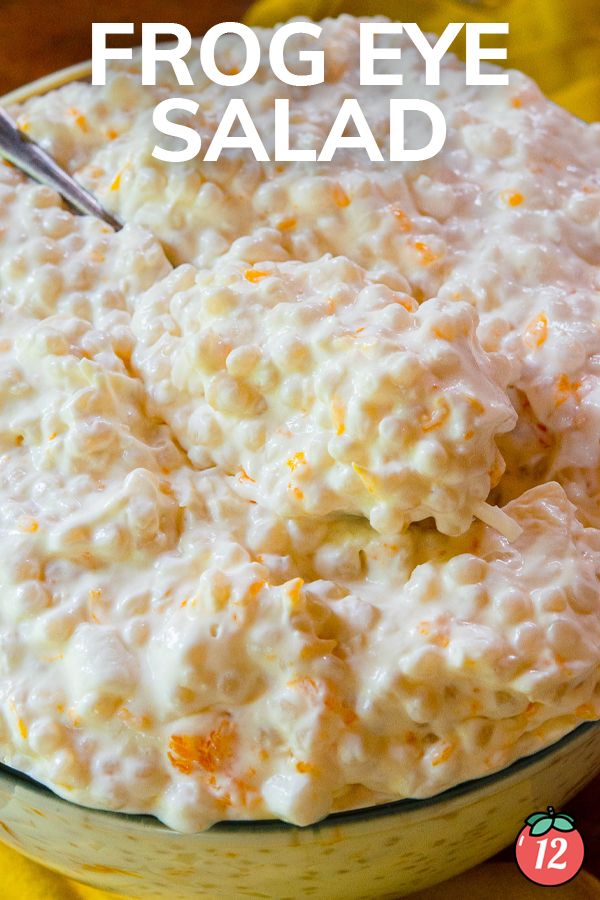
[{"left": 0, "top": 107, "right": 122, "bottom": 231}]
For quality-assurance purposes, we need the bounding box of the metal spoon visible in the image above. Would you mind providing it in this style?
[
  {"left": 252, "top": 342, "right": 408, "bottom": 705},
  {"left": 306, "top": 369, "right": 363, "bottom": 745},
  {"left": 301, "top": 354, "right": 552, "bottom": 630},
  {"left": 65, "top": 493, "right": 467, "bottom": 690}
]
[{"left": 0, "top": 107, "right": 122, "bottom": 231}]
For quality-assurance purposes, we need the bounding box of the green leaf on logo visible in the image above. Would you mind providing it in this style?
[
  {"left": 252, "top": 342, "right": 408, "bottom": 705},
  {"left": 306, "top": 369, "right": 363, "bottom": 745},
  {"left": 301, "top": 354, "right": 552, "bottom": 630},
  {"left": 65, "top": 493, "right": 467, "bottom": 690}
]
[
  {"left": 525, "top": 812, "right": 547, "bottom": 826},
  {"left": 553, "top": 816, "right": 575, "bottom": 832},
  {"left": 530, "top": 817, "right": 553, "bottom": 836}
]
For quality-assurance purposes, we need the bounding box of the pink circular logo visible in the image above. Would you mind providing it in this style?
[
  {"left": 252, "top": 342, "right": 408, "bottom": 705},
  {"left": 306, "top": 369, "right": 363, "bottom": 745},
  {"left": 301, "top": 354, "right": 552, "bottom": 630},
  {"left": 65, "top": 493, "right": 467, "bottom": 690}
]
[{"left": 514, "top": 806, "right": 585, "bottom": 886}]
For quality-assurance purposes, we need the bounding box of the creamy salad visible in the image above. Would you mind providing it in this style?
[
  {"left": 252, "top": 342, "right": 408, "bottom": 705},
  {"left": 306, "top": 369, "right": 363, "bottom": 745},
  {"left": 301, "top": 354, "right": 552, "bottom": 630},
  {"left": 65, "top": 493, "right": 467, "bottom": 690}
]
[{"left": 0, "top": 16, "right": 598, "bottom": 832}]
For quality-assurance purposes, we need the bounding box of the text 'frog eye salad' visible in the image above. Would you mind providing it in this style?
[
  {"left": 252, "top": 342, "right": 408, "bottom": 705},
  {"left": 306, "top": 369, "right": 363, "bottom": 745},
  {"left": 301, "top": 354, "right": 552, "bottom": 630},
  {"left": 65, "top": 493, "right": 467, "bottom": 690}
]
[{"left": 0, "top": 15, "right": 598, "bottom": 832}]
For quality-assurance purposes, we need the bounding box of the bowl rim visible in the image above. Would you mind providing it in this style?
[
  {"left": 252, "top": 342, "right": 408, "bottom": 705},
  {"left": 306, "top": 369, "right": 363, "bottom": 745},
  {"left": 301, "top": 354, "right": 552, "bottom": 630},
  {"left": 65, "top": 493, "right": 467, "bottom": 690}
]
[
  {"left": 1, "top": 59, "right": 599, "bottom": 838},
  {"left": 2, "top": 721, "right": 598, "bottom": 833},
  {"left": 1, "top": 61, "right": 93, "bottom": 106}
]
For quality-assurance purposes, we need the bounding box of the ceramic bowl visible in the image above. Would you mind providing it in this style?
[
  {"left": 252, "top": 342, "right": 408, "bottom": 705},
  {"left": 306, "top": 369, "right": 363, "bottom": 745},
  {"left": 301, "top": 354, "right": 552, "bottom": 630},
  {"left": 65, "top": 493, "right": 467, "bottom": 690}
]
[{"left": 0, "top": 723, "right": 598, "bottom": 898}]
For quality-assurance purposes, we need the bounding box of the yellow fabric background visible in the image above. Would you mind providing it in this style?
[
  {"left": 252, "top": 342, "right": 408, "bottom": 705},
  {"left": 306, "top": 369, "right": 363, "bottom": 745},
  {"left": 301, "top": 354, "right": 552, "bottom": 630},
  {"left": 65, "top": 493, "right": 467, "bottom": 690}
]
[
  {"left": 0, "top": 2, "right": 598, "bottom": 898},
  {"left": 0, "top": 842, "right": 128, "bottom": 900}
]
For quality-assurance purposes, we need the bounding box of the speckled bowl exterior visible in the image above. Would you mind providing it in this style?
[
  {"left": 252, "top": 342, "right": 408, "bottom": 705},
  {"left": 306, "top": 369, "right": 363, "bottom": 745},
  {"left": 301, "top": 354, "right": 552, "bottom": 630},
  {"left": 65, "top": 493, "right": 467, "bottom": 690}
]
[
  {"left": 0, "top": 723, "right": 597, "bottom": 898},
  {"left": 1, "top": 66, "right": 600, "bottom": 900}
]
